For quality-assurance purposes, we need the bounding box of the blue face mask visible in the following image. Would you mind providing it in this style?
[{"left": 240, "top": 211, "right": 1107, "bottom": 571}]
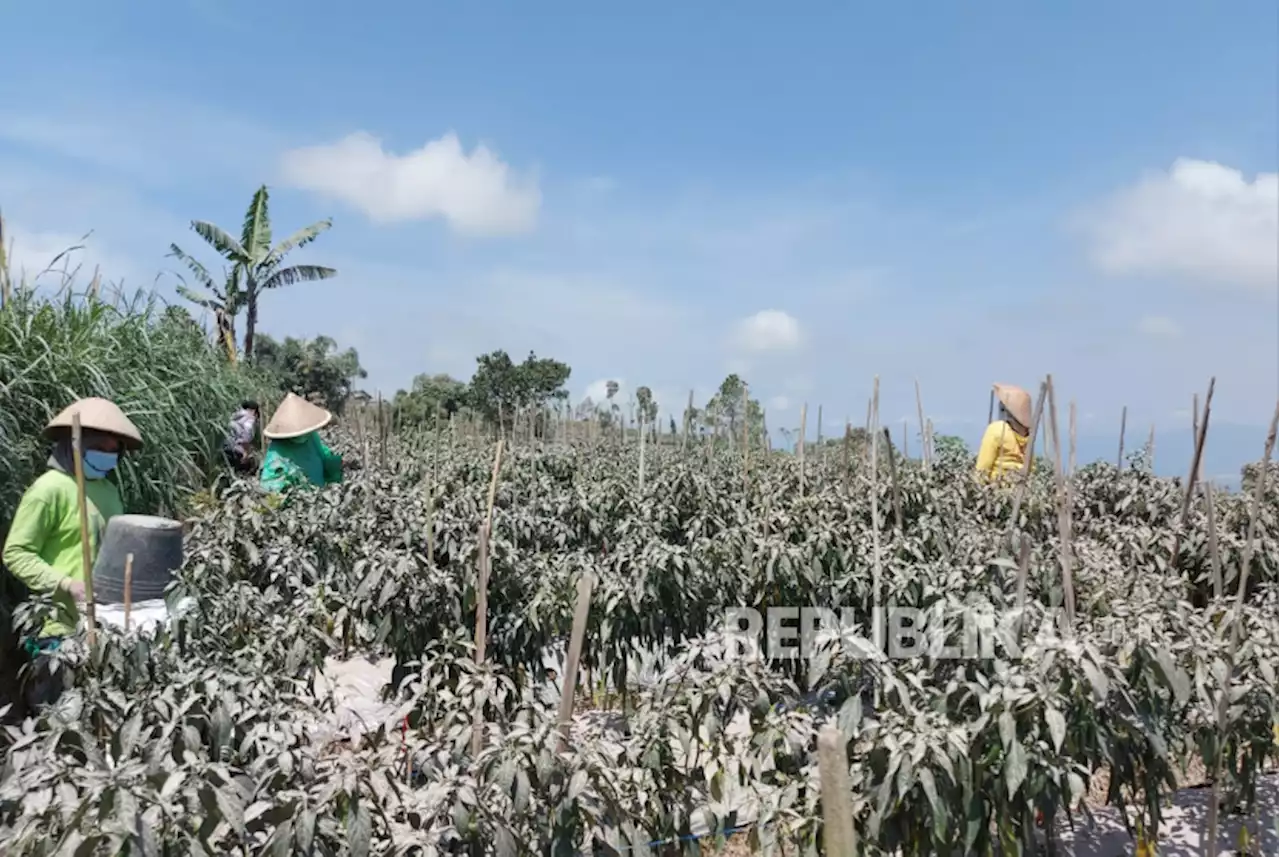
[{"left": 83, "top": 450, "right": 119, "bottom": 479}]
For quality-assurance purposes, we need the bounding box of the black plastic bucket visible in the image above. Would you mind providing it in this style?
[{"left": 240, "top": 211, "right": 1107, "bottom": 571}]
[{"left": 92, "top": 515, "right": 184, "bottom": 605}]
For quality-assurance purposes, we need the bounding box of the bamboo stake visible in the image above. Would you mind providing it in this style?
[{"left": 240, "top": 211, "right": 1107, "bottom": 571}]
[
  {"left": 869, "top": 379, "right": 883, "bottom": 700},
  {"left": 842, "top": 422, "right": 852, "bottom": 491},
  {"left": 682, "top": 390, "right": 693, "bottom": 452},
  {"left": 1148, "top": 423, "right": 1156, "bottom": 469},
  {"left": 1045, "top": 376, "right": 1075, "bottom": 626},
  {"left": 1206, "top": 404, "right": 1278, "bottom": 857},
  {"left": 71, "top": 414, "right": 98, "bottom": 648},
  {"left": 817, "top": 725, "right": 857, "bottom": 856},
  {"left": 556, "top": 572, "right": 596, "bottom": 750},
  {"left": 471, "top": 521, "right": 491, "bottom": 757},
  {"left": 883, "top": 427, "right": 904, "bottom": 531},
  {"left": 1068, "top": 400, "right": 1077, "bottom": 477},
  {"left": 1117, "top": 406, "right": 1127, "bottom": 468},
  {"left": 798, "top": 403, "right": 808, "bottom": 498},
  {"left": 1192, "top": 393, "right": 1200, "bottom": 454},
  {"left": 1005, "top": 380, "right": 1049, "bottom": 542},
  {"left": 1013, "top": 535, "right": 1031, "bottom": 642},
  {"left": 864, "top": 399, "right": 873, "bottom": 468},
  {"left": 742, "top": 383, "right": 750, "bottom": 481},
  {"left": 987, "top": 389, "right": 995, "bottom": 424},
  {"left": 123, "top": 553, "right": 134, "bottom": 633},
  {"left": 638, "top": 408, "right": 647, "bottom": 492},
  {"left": 817, "top": 404, "right": 825, "bottom": 468},
  {"left": 485, "top": 439, "right": 505, "bottom": 535},
  {"left": 914, "top": 378, "right": 930, "bottom": 473},
  {"left": 1203, "top": 479, "right": 1222, "bottom": 600},
  {"left": 426, "top": 411, "right": 439, "bottom": 564},
  {"left": 1170, "top": 379, "right": 1215, "bottom": 570},
  {"left": 377, "top": 392, "right": 386, "bottom": 468}
]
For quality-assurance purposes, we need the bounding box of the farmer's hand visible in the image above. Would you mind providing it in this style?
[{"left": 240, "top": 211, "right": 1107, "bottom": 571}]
[{"left": 58, "top": 578, "right": 87, "bottom": 601}]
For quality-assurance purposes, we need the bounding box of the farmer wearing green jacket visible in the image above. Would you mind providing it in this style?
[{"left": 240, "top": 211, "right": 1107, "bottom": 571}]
[
  {"left": 259, "top": 393, "right": 343, "bottom": 493},
  {"left": 3, "top": 398, "right": 142, "bottom": 707}
]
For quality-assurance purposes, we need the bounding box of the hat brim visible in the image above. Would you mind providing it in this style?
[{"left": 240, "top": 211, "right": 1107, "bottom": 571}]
[{"left": 44, "top": 398, "right": 144, "bottom": 450}]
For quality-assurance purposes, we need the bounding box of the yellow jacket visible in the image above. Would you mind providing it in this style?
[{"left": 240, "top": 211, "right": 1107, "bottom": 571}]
[{"left": 976, "top": 420, "right": 1030, "bottom": 480}]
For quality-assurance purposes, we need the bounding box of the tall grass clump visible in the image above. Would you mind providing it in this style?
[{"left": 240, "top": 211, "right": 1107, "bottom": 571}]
[{"left": 0, "top": 283, "right": 258, "bottom": 529}]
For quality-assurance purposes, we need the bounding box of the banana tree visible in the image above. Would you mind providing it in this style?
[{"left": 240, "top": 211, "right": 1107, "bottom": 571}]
[
  {"left": 166, "top": 251, "right": 242, "bottom": 362},
  {"left": 169, "top": 185, "right": 337, "bottom": 364}
]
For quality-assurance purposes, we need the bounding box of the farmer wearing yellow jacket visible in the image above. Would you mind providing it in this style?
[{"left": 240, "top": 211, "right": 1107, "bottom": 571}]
[
  {"left": 259, "top": 393, "right": 343, "bottom": 493},
  {"left": 976, "top": 383, "right": 1033, "bottom": 480},
  {"left": 3, "top": 398, "right": 142, "bottom": 707}
]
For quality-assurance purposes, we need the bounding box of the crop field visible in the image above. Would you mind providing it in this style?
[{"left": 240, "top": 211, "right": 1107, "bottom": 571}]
[{"left": 1, "top": 395, "right": 1277, "bottom": 855}]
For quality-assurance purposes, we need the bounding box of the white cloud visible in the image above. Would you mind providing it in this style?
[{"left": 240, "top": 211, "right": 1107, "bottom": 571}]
[
  {"left": 1137, "top": 315, "right": 1182, "bottom": 338},
  {"left": 279, "top": 131, "right": 540, "bottom": 235},
  {"left": 1084, "top": 158, "right": 1278, "bottom": 291},
  {"left": 732, "top": 309, "right": 804, "bottom": 353},
  {"left": 582, "top": 377, "right": 626, "bottom": 404}
]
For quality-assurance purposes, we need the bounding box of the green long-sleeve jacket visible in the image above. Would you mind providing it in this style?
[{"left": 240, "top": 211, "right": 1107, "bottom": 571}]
[
  {"left": 2, "top": 469, "right": 123, "bottom": 638},
  {"left": 259, "top": 432, "right": 343, "bottom": 493}
]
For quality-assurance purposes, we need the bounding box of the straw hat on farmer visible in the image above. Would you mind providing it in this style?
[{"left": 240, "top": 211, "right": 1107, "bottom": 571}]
[
  {"left": 976, "top": 383, "right": 1034, "bottom": 480},
  {"left": 259, "top": 393, "right": 344, "bottom": 493}
]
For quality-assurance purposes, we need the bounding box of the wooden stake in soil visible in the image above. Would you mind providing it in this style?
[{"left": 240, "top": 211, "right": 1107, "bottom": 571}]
[
  {"left": 1117, "top": 406, "right": 1127, "bottom": 468},
  {"left": 798, "top": 403, "right": 808, "bottom": 498},
  {"left": 1005, "top": 380, "right": 1049, "bottom": 543},
  {"left": 1147, "top": 423, "right": 1156, "bottom": 469},
  {"left": 556, "top": 571, "right": 596, "bottom": 751},
  {"left": 1013, "top": 535, "right": 1031, "bottom": 642},
  {"left": 485, "top": 438, "right": 505, "bottom": 536},
  {"left": 915, "top": 378, "right": 930, "bottom": 473},
  {"left": 869, "top": 377, "right": 883, "bottom": 682},
  {"left": 1068, "top": 400, "right": 1077, "bottom": 476},
  {"left": 470, "top": 521, "right": 492, "bottom": 758},
  {"left": 70, "top": 414, "right": 98, "bottom": 649},
  {"left": 123, "top": 553, "right": 134, "bottom": 633},
  {"left": 842, "top": 422, "right": 852, "bottom": 491},
  {"left": 1206, "top": 403, "right": 1278, "bottom": 857},
  {"left": 1170, "top": 379, "right": 1215, "bottom": 570},
  {"left": 817, "top": 725, "right": 857, "bottom": 856},
  {"left": 882, "top": 426, "right": 904, "bottom": 532},
  {"left": 1203, "top": 479, "right": 1223, "bottom": 600},
  {"left": 1045, "top": 376, "right": 1076, "bottom": 626}
]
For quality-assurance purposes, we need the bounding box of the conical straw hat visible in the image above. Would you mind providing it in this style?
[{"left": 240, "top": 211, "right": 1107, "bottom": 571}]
[
  {"left": 264, "top": 392, "right": 333, "bottom": 440},
  {"left": 992, "top": 383, "right": 1032, "bottom": 429},
  {"left": 44, "top": 397, "right": 143, "bottom": 449}
]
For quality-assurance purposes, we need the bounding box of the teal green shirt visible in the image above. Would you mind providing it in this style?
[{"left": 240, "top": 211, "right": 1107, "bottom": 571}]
[
  {"left": 259, "top": 432, "right": 343, "bottom": 493},
  {"left": 2, "top": 469, "right": 124, "bottom": 637}
]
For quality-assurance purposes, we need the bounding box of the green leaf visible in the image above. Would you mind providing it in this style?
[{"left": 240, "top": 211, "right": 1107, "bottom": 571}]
[
  {"left": 1004, "top": 741, "right": 1028, "bottom": 799},
  {"left": 118, "top": 710, "right": 143, "bottom": 760},
  {"left": 348, "top": 801, "right": 372, "bottom": 857},
  {"left": 1045, "top": 706, "right": 1066, "bottom": 753},
  {"left": 1080, "top": 660, "right": 1108, "bottom": 701},
  {"left": 998, "top": 710, "right": 1016, "bottom": 749},
  {"left": 214, "top": 784, "right": 245, "bottom": 835}
]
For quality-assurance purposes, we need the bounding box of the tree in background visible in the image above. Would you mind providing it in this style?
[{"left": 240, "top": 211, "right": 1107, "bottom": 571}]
[
  {"left": 467, "top": 349, "right": 571, "bottom": 430},
  {"left": 635, "top": 386, "right": 658, "bottom": 426},
  {"left": 169, "top": 185, "right": 337, "bottom": 363},
  {"left": 704, "top": 374, "right": 764, "bottom": 442},
  {"left": 393, "top": 373, "right": 468, "bottom": 425},
  {"left": 255, "top": 334, "right": 366, "bottom": 413}
]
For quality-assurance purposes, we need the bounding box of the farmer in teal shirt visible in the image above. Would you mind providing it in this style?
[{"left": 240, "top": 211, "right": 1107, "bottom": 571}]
[
  {"left": 259, "top": 393, "right": 344, "bottom": 493},
  {"left": 3, "top": 397, "right": 143, "bottom": 709}
]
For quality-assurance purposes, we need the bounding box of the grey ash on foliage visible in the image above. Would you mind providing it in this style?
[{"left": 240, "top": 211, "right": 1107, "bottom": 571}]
[{"left": 0, "top": 425, "right": 1276, "bottom": 855}]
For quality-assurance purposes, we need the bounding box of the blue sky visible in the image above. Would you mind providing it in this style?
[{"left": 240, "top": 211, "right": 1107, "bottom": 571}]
[{"left": 1, "top": 0, "right": 1276, "bottom": 473}]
